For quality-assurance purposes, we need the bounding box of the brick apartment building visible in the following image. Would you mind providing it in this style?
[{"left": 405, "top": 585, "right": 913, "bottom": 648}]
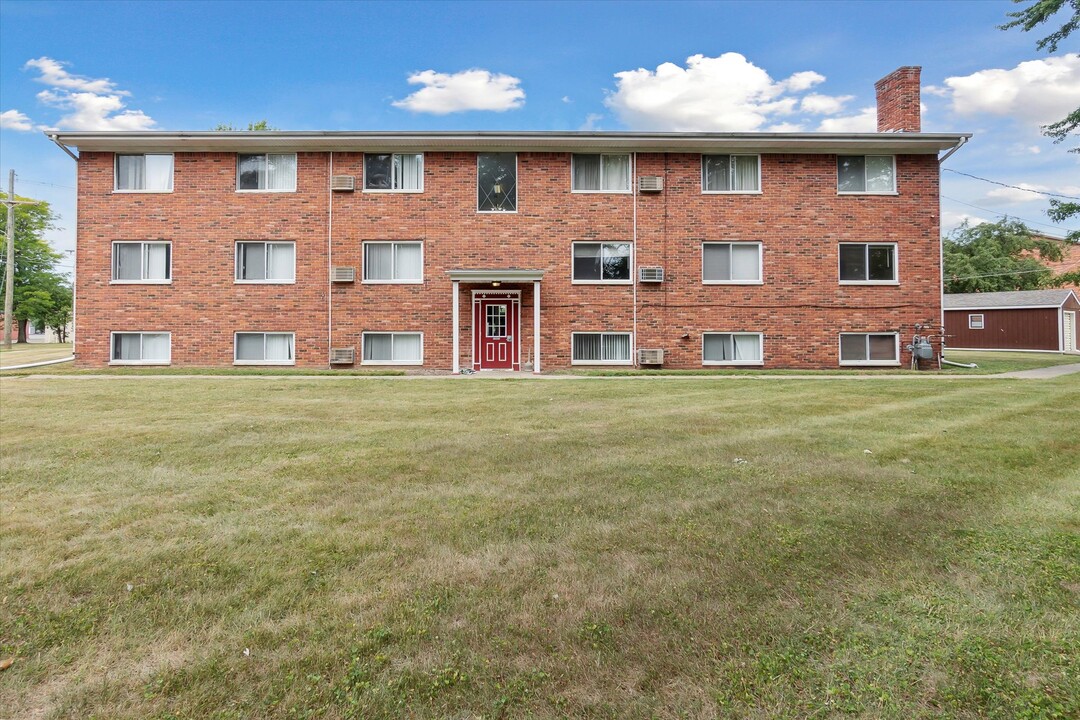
[{"left": 51, "top": 67, "right": 969, "bottom": 372}]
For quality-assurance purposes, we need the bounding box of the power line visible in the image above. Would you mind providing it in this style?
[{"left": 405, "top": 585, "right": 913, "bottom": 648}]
[
  {"left": 943, "top": 169, "right": 1080, "bottom": 200},
  {"left": 941, "top": 194, "right": 1075, "bottom": 234},
  {"left": 17, "top": 178, "right": 76, "bottom": 190}
]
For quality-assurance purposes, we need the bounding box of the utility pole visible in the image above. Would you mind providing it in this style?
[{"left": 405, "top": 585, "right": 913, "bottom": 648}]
[{"left": 2, "top": 170, "right": 40, "bottom": 350}]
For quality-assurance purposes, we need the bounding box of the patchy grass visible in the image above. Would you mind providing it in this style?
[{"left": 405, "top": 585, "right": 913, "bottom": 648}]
[
  {"left": 941, "top": 350, "right": 1080, "bottom": 374},
  {"left": 0, "top": 342, "right": 72, "bottom": 368},
  {"left": 1, "top": 376, "right": 1078, "bottom": 719}
]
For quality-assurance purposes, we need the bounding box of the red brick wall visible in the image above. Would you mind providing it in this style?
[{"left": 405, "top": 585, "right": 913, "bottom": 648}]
[
  {"left": 876, "top": 67, "right": 921, "bottom": 133},
  {"left": 75, "top": 149, "right": 942, "bottom": 370}
]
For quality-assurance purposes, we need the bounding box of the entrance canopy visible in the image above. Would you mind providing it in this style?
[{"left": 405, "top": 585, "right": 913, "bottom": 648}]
[{"left": 448, "top": 269, "right": 545, "bottom": 283}]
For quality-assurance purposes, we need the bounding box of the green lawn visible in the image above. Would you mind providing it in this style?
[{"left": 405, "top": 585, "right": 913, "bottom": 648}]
[
  {"left": 1, "top": 377, "right": 1078, "bottom": 719},
  {"left": 0, "top": 342, "right": 72, "bottom": 368}
]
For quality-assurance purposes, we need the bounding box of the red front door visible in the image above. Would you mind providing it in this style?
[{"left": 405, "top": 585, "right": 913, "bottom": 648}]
[{"left": 475, "top": 297, "right": 517, "bottom": 369}]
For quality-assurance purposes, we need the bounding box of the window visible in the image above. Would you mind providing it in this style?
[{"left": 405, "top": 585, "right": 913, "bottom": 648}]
[
  {"left": 362, "top": 332, "right": 423, "bottom": 365},
  {"left": 837, "top": 155, "right": 895, "bottom": 193},
  {"left": 234, "top": 332, "right": 295, "bottom": 364},
  {"left": 839, "top": 333, "right": 899, "bottom": 365},
  {"left": 111, "top": 332, "right": 170, "bottom": 364},
  {"left": 573, "top": 242, "right": 631, "bottom": 282},
  {"left": 969, "top": 314, "right": 985, "bottom": 330},
  {"left": 703, "top": 333, "right": 763, "bottom": 365},
  {"left": 362, "top": 242, "right": 422, "bottom": 283},
  {"left": 237, "top": 153, "right": 297, "bottom": 191},
  {"left": 112, "top": 242, "right": 171, "bottom": 282},
  {"left": 571, "top": 332, "right": 632, "bottom": 364},
  {"left": 572, "top": 154, "right": 631, "bottom": 192},
  {"left": 702, "top": 155, "right": 760, "bottom": 193},
  {"left": 115, "top": 154, "right": 173, "bottom": 192},
  {"left": 364, "top": 153, "right": 423, "bottom": 191},
  {"left": 477, "top": 152, "right": 517, "bottom": 212},
  {"left": 839, "top": 243, "right": 897, "bottom": 283},
  {"left": 702, "top": 242, "right": 762, "bottom": 283},
  {"left": 235, "top": 242, "right": 295, "bottom": 282}
]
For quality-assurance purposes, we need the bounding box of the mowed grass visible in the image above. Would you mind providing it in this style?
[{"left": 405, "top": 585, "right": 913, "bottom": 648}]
[
  {"left": 1, "top": 376, "right": 1078, "bottom": 719},
  {"left": 0, "top": 343, "right": 72, "bottom": 368}
]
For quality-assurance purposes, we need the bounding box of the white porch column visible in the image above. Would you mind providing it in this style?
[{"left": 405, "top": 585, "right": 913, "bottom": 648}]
[
  {"left": 533, "top": 280, "right": 541, "bottom": 374},
  {"left": 452, "top": 280, "right": 460, "bottom": 374}
]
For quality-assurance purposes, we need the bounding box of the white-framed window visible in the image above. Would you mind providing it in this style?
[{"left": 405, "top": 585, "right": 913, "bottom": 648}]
[
  {"left": 235, "top": 241, "right": 295, "bottom": 283},
  {"left": 839, "top": 333, "right": 899, "bottom": 366},
  {"left": 702, "top": 155, "right": 761, "bottom": 193},
  {"left": 234, "top": 332, "right": 295, "bottom": 365},
  {"left": 362, "top": 242, "right": 423, "bottom": 283},
  {"left": 968, "top": 314, "right": 985, "bottom": 330},
  {"left": 702, "top": 242, "right": 762, "bottom": 283},
  {"left": 837, "top": 155, "right": 896, "bottom": 194},
  {"left": 572, "top": 242, "right": 632, "bottom": 283},
  {"left": 110, "top": 332, "right": 171, "bottom": 365},
  {"left": 364, "top": 153, "right": 424, "bottom": 192},
  {"left": 477, "top": 152, "right": 517, "bottom": 212},
  {"left": 702, "top": 333, "right": 763, "bottom": 365},
  {"left": 839, "top": 243, "right": 897, "bottom": 283},
  {"left": 237, "top": 153, "right": 297, "bottom": 192},
  {"left": 112, "top": 241, "right": 171, "bottom": 283},
  {"left": 115, "top": 154, "right": 174, "bottom": 192},
  {"left": 361, "top": 332, "right": 423, "bottom": 365},
  {"left": 571, "top": 332, "right": 633, "bottom": 365},
  {"left": 571, "top": 154, "right": 631, "bottom": 193}
]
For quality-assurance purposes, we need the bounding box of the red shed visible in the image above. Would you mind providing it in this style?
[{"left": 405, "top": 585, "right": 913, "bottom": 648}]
[{"left": 944, "top": 290, "right": 1080, "bottom": 353}]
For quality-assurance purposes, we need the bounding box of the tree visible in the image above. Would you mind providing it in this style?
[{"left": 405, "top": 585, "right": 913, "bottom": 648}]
[
  {"left": 943, "top": 218, "right": 1066, "bottom": 293},
  {"left": 1001, "top": 1, "right": 1080, "bottom": 241},
  {"left": 211, "top": 120, "right": 278, "bottom": 131},
  {"left": 0, "top": 194, "right": 70, "bottom": 342}
]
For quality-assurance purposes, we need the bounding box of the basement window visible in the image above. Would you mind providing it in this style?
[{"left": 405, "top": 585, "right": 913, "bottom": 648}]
[
  {"left": 111, "top": 332, "right": 171, "bottom": 365},
  {"left": 235, "top": 332, "right": 295, "bottom": 365},
  {"left": 837, "top": 155, "right": 896, "bottom": 194},
  {"left": 839, "top": 333, "right": 899, "bottom": 366},
  {"left": 362, "top": 332, "right": 423, "bottom": 365},
  {"left": 571, "top": 332, "right": 632, "bottom": 365},
  {"left": 703, "top": 333, "right": 763, "bottom": 365}
]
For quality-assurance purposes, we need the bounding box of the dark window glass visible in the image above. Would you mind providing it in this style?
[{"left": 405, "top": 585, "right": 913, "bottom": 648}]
[
  {"left": 868, "top": 245, "right": 894, "bottom": 280},
  {"left": 837, "top": 156, "right": 865, "bottom": 192},
  {"left": 839, "top": 244, "right": 867, "bottom": 280},
  {"left": 478, "top": 153, "right": 517, "bottom": 211},
  {"left": 364, "top": 154, "right": 392, "bottom": 190}
]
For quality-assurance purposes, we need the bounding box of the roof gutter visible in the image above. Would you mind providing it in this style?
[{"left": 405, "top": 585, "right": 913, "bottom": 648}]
[
  {"left": 938, "top": 135, "right": 967, "bottom": 165},
  {"left": 48, "top": 133, "right": 79, "bottom": 161}
]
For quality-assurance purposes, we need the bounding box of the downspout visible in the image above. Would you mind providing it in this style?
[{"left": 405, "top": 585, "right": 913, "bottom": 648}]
[
  {"left": 938, "top": 135, "right": 967, "bottom": 165},
  {"left": 328, "top": 152, "right": 334, "bottom": 368},
  {"left": 632, "top": 151, "right": 638, "bottom": 367},
  {"left": 48, "top": 134, "right": 79, "bottom": 162},
  {"left": 49, "top": 133, "right": 78, "bottom": 355}
]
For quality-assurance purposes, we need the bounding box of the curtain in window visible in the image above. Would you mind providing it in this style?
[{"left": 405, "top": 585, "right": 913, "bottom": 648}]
[
  {"left": 730, "top": 245, "right": 759, "bottom": 281},
  {"left": 144, "top": 155, "right": 173, "bottom": 191},
  {"left": 704, "top": 156, "right": 730, "bottom": 191},
  {"left": 116, "top": 155, "right": 145, "bottom": 190},
  {"left": 365, "top": 334, "right": 393, "bottom": 361},
  {"left": 239, "top": 243, "right": 266, "bottom": 280},
  {"left": 141, "top": 333, "right": 170, "bottom": 361},
  {"left": 865, "top": 156, "right": 894, "bottom": 192},
  {"left": 734, "top": 334, "right": 760, "bottom": 361},
  {"left": 393, "top": 334, "right": 422, "bottom": 362},
  {"left": 114, "top": 243, "right": 143, "bottom": 280},
  {"left": 868, "top": 335, "right": 896, "bottom": 361},
  {"left": 267, "top": 243, "right": 294, "bottom": 280},
  {"left": 236, "top": 334, "right": 264, "bottom": 360},
  {"left": 144, "top": 243, "right": 169, "bottom": 280},
  {"left": 395, "top": 154, "right": 423, "bottom": 190},
  {"left": 266, "top": 154, "right": 296, "bottom": 190},
  {"left": 840, "top": 334, "right": 867, "bottom": 361},
  {"left": 573, "top": 244, "right": 602, "bottom": 280},
  {"left": 573, "top": 155, "right": 601, "bottom": 191},
  {"left": 733, "top": 156, "right": 759, "bottom": 191},
  {"left": 703, "top": 244, "right": 730, "bottom": 281},
  {"left": 602, "top": 155, "right": 630, "bottom": 191},
  {"left": 238, "top": 155, "right": 266, "bottom": 190},
  {"left": 603, "top": 334, "right": 630, "bottom": 361},
  {"left": 265, "top": 334, "right": 293, "bottom": 361},
  {"left": 573, "top": 334, "right": 602, "bottom": 361},
  {"left": 113, "top": 334, "right": 141, "bottom": 360},
  {"left": 364, "top": 244, "right": 394, "bottom": 280},
  {"left": 394, "top": 244, "right": 422, "bottom": 280},
  {"left": 703, "top": 334, "right": 733, "bottom": 362}
]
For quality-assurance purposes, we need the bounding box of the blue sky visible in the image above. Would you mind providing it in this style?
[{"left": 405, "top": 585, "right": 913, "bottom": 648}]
[{"left": 1, "top": 0, "right": 1077, "bottom": 267}]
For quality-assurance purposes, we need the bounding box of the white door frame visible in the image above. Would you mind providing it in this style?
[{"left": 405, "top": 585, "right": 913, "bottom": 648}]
[
  {"left": 1064, "top": 310, "right": 1077, "bottom": 353},
  {"left": 471, "top": 289, "right": 521, "bottom": 370}
]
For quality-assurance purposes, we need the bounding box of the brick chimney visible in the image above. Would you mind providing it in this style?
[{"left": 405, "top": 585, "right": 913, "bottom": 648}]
[{"left": 875, "top": 66, "right": 921, "bottom": 133}]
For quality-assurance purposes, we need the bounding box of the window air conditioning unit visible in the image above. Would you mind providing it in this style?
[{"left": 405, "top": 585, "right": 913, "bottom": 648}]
[
  {"left": 638, "top": 176, "right": 664, "bottom": 193},
  {"left": 331, "top": 266, "right": 356, "bottom": 283},
  {"left": 639, "top": 266, "right": 664, "bottom": 283},
  {"left": 329, "top": 347, "right": 355, "bottom": 364},
  {"left": 637, "top": 348, "right": 664, "bottom": 366},
  {"left": 330, "top": 175, "right": 355, "bottom": 192}
]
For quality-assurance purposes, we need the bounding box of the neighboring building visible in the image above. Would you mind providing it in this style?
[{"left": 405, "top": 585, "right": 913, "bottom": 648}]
[
  {"left": 1034, "top": 232, "right": 1080, "bottom": 294},
  {"left": 51, "top": 67, "right": 969, "bottom": 372},
  {"left": 944, "top": 289, "right": 1080, "bottom": 353}
]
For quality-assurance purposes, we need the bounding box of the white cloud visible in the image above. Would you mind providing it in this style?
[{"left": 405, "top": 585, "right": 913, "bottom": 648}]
[
  {"left": 817, "top": 107, "right": 877, "bottom": 132},
  {"left": 800, "top": 93, "right": 853, "bottom": 114},
  {"left": 579, "top": 113, "right": 603, "bottom": 131},
  {"left": 0, "top": 109, "right": 35, "bottom": 131},
  {"left": 943, "top": 210, "right": 991, "bottom": 233},
  {"left": 562, "top": 96, "right": 572, "bottom": 104},
  {"left": 22, "top": 56, "right": 155, "bottom": 130},
  {"left": 936, "top": 54, "right": 1080, "bottom": 126},
  {"left": 603, "top": 53, "right": 857, "bottom": 131},
  {"left": 392, "top": 69, "right": 525, "bottom": 114},
  {"left": 766, "top": 122, "right": 805, "bottom": 132}
]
